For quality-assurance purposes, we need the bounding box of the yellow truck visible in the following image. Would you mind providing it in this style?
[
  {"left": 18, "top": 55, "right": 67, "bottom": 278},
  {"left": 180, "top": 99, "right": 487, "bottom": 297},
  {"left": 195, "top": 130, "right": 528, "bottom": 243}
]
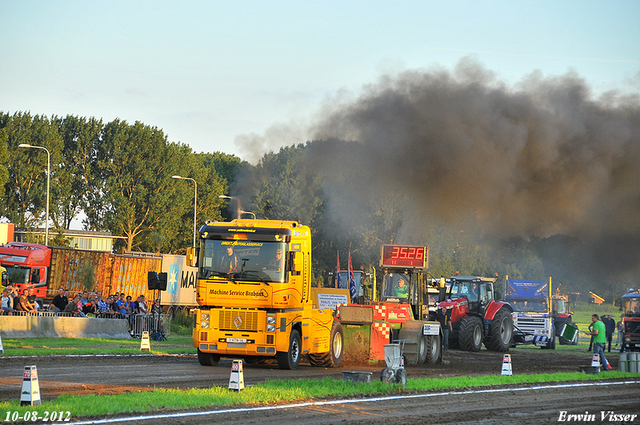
[{"left": 191, "top": 219, "right": 345, "bottom": 370}]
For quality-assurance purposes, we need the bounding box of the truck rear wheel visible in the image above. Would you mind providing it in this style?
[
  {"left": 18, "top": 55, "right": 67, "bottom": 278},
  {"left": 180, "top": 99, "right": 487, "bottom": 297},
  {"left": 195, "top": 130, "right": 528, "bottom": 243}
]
[
  {"left": 197, "top": 348, "right": 220, "bottom": 366},
  {"left": 277, "top": 329, "right": 301, "bottom": 370},
  {"left": 308, "top": 322, "right": 344, "bottom": 367},
  {"left": 485, "top": 308, "right": 513, "bottom": 352},
  {"left": 459, "top": 316, "right": 483, "bottom": 352}
]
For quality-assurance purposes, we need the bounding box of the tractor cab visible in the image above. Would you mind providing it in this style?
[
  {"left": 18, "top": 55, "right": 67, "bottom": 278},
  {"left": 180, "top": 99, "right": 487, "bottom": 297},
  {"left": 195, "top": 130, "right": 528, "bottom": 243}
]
[{"left": 446, "top": 276, "right": 495, "bottom": 316}]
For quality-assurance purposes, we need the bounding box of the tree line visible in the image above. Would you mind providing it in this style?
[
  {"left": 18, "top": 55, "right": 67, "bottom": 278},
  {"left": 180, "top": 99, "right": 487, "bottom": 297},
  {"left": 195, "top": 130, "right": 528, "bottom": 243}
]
[{"left": 1, "top": 112, "right": 631, "bottom": 301}]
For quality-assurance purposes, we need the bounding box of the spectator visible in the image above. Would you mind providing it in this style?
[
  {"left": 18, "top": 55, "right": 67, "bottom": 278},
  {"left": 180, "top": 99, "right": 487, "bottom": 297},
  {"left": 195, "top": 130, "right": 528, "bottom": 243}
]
[
  {"left": 97, "top": 297, "right": 111, "bottom": 314},
  {"left": 114, "top": 294, "right": 127, "bottom": 316},
  {"left": 109, "top": 296, "right": 123, "bottom": 318},
  {"left": 64, "top": 294, "right": 81, "bottom": 315},
  {"left": 437, "top": 305, "right": 453, "bottom": 351},
  {"left": 602, "top": 314, "right": 616, "bottom": 352},
  {"left": 52, "top": 288, "right": 68, "bottom": 312},
  {"left": 94, "top": 290, "right": 103, "bottom": 302},
  {"left": 586, "top": 314, "right": 612, "bottom": 370},
  {"left": 80, "top": 291, "right": 90, "bottom": 306},
  {"left": 136, "top": 295, "right": 148, "bottom": 314},
  {"left": 125, "top": 295, "right": 136, "bottom": 313},
  {"left": 151, "top": 298, "right": 162, "bottom": 315},
  {"left": 5, "top": 285, "right": 18, "bottom": 311},
  {"left": 1, "top": 288, "right": 15, "bottom": 314},
  {"left": 617, "top": 315, "right": 625, "bottom": 352},
  {"left": 16, "top": 287, "right": 36, "bottom": 313},
  {"left": 26, "top": 287, "right": 39, "bottom": 311},
  {"left": 83, "top": 298, "right": 97, "bottom": 316}
]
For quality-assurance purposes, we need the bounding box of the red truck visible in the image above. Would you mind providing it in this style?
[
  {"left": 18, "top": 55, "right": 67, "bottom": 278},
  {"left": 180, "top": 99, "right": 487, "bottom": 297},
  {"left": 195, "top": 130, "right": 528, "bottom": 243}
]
[{"left": 0, "top": 242, "right": 160, "bottom": 306}]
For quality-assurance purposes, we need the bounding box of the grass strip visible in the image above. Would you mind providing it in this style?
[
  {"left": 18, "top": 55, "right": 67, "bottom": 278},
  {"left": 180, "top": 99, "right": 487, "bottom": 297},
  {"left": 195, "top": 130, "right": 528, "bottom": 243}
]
[
  {"left": 1, "top": 372, "right": 638, "bottom": 420},
  {"left": 1, "top": 336, "right": 195, "bottom": 356}
]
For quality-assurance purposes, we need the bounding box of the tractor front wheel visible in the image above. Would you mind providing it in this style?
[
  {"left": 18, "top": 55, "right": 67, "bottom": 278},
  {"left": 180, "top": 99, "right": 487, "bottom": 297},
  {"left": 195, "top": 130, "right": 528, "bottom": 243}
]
[{"left": 459, "top": 316, "right": 483, "bottom": 352}]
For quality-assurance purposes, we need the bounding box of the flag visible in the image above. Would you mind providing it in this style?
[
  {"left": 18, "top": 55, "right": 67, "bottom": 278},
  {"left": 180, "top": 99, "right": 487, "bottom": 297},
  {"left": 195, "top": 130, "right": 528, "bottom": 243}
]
[
  {"left": 348, "top": 252, "right": 356, "bottom": 299},
  {"left": 335, "top": 251, "right": 342, "bottom": 289}
]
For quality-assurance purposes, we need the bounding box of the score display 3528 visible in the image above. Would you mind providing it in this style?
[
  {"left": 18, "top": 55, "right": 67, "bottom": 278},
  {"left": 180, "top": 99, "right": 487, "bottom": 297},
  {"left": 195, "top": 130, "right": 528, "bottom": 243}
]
[{"left": 380, "top": 244, "right": 428, "bottom": 268}]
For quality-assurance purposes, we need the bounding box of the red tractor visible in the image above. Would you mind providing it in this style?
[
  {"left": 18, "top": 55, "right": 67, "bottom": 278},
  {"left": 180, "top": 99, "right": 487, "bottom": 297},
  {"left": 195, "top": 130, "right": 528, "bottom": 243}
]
[{"left": 438, "top": 276, "right": 514, "bottom": 352}]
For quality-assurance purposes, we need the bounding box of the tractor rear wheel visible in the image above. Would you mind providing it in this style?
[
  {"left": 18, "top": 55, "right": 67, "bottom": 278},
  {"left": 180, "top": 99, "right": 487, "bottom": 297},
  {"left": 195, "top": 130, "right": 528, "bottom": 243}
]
[
  {"left": 308, "top": 322, "right": 344, "bottom": 367},
  {"left": 459, "top": 316, "right": 483, "bottom": 352},
  {"left": 426, "top": 334, "right": 441, "bottom": 364},
  {"left": 485, "top": 308, "right": 513, "bottom": 352}
]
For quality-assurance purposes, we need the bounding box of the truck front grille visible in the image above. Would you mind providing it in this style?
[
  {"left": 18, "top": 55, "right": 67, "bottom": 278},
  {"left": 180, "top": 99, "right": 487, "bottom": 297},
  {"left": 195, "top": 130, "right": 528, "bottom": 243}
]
[{"left": 219, "top": 310, "right": 259, "bottom": 332}]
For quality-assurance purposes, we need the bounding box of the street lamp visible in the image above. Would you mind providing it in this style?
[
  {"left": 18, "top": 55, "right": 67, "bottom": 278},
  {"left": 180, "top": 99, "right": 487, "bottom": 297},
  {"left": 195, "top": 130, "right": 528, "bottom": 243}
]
[
  {"left": 19, "top": 144, "right": 50, "bottom": 243},
  {"left": 172, "top": 175, "right": 198, "bottom": 249},
  {"left": 218, "top": 195, "right": 256, "bottom": 219}
]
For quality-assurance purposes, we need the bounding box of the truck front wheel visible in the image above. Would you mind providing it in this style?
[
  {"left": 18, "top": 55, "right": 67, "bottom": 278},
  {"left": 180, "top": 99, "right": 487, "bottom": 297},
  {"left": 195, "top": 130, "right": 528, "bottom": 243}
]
[
  {"left": 277, "top": 329, "right": 301, "bottom": 370},
  {"left": 197, "top": 348, "right": 220, "bottom": 366}
]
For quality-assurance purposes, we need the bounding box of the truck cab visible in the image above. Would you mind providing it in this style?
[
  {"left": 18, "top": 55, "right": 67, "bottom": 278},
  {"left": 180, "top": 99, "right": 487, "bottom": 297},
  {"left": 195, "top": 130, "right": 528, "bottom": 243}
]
[
  {"left": 192, "top": 219, "right": 344, "bottom": 370},
  {"left": 505, "top": 279, "right": 555, "bottom": 349},
  {"left": 622, "top": 289, "right": 640, "bottom": 352},
  {"left": 0, "top": 242, "right": 50, "bottom": 302}
]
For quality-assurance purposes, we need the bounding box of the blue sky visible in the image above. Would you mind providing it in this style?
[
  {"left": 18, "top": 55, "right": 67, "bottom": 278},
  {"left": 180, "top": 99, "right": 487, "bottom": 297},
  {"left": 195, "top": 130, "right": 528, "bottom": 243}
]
[{"left": 2, "top": 1, "right": 638, "bottom": 161}]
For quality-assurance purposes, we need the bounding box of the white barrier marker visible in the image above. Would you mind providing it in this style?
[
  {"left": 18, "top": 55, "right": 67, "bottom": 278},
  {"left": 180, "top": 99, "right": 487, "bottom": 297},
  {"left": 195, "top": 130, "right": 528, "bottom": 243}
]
[
  {"left": 229, "top": 360, "right": 245, "bottom": 391},
  {"left": 20, "top": 365, "right": 41, "bottom": 406},
  {"left": 501, "top": 354, "right": 513, "bottom": 376},
  {"left": 140, "top": 331, "right": 151, "bottom": 351}
]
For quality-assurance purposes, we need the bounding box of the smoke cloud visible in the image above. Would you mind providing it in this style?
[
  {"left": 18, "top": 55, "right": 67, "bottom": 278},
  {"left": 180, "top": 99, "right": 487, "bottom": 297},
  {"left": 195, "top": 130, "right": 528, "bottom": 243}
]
[{"left": 238, "top": 58, "right": 640, "bottom": 280}]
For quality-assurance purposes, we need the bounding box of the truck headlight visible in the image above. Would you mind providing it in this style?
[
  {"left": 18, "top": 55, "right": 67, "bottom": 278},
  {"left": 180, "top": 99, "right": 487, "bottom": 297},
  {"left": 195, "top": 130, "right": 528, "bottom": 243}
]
[
  {"left": 267, "top": 315, "right": 276, "bottom": 324},
  {"left": 201, "top": 313, "right": 209, "bottom": 322},
  {"left": 201, "top": 322, "right": 209, "bottom": 329},
  {"left": 267, "top": 324, "right": 276, "bottom": 332}
]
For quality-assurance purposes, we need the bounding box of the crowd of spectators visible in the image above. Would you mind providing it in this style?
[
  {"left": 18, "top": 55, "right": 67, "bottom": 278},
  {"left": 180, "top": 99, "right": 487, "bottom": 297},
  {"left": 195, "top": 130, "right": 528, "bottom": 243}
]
[{"left": 1, "top": 286, "right": 159, "bottom": 320}]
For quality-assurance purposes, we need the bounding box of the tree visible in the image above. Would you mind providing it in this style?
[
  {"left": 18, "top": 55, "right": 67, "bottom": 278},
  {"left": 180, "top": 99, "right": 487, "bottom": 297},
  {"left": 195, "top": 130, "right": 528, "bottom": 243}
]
[
  {"left": 53, "top": 115, "right": 103, "bottom": 230},
  {"left": 96, "top": 119, "right": 184, "bottom": 252},
  {"left": 1, "top": 112, "right": 63, "bottom": 241}
]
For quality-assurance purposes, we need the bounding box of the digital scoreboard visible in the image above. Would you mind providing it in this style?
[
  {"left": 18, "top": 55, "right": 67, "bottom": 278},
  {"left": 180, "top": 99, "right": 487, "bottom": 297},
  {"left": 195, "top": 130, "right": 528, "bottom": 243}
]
[{"left": 380, "top": 244, "right": 428, "bottom": 269}]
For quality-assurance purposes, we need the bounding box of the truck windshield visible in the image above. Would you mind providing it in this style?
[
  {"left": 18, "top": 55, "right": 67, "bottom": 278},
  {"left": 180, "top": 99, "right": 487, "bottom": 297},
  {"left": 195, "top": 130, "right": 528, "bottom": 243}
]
[
  {"left": 199, "top": 240, "right": 287, "bottom": 283},
  {"left": 1, "top": 264, "right": 30, "bottom": 285},
  {"left": 624, "top": 298, "right": 640, "bottom": 317},
  {"left": 509, "top": 299, "right": 548, "bottom": 313}
]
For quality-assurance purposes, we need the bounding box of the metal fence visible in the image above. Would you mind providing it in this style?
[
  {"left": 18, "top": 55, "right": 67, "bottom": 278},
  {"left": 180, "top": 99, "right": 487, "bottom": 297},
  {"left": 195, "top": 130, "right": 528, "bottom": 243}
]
[
  {"left": 0, "top": 311, "right": 172, "bottom": 339},
  {"left": 131, "top": 314, "right": 171, "bottom": 339}
]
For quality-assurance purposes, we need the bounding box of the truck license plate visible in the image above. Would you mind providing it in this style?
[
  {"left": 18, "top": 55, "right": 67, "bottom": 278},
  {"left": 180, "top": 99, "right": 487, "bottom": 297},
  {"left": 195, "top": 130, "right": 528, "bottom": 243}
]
[{"left": 227, "top": 338, "right": 247, "bottom": 343}]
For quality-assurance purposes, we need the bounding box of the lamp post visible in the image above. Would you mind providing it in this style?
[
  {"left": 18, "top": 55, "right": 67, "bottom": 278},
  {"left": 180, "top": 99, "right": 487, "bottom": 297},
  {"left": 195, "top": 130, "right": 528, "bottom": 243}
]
[
  {"left": 19, "top": 144, "right": 50, "bottom": 244},
  {"left": 172, "top": 175, "right": 198, "bottom": 249}
]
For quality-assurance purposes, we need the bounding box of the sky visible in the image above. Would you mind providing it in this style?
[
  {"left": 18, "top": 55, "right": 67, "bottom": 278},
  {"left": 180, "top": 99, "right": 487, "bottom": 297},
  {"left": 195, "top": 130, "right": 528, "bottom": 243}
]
[{"left": 1, "top": 0, "right": 639, "bottom": 162}]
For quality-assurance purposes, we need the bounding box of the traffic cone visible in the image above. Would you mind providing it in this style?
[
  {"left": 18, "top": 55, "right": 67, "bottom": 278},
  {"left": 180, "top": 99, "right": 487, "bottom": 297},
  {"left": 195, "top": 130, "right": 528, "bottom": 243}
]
[
  {"left": 228, "top": 359, "right": 245, "bottom": 391},
  {"left": 501, "top": 354, "right": 513, "bottom": 376},
  {"left": 591, "top": 354, "right": 600, "bottom": 367},
  {"left": 20, "top": 366, "right": 41, "bottom": 406},
  {"left": 140, "top": 331, "right": 151, "bottom": 351},
  {"left": 0, "top": 333, "right": 4, "bottom": 354}
]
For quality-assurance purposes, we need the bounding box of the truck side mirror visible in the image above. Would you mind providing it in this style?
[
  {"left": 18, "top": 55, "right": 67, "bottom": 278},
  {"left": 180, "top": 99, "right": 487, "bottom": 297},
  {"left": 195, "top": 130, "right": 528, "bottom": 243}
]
[
  {"left": 288, "top": 251, "right": 300, "bottom": 275},
  {"left": 31, "top": 269, "right": 41, "bottom": 284},
  {"left": 186, "top": 247, "right": 197, "bottom": 267}
]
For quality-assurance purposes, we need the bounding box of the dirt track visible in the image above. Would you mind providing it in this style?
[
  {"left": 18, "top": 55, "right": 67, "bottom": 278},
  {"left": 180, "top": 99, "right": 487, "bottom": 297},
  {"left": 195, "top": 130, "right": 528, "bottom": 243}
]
[{"left": 1, "top": 347, "right": 638, "bottom": 424}]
